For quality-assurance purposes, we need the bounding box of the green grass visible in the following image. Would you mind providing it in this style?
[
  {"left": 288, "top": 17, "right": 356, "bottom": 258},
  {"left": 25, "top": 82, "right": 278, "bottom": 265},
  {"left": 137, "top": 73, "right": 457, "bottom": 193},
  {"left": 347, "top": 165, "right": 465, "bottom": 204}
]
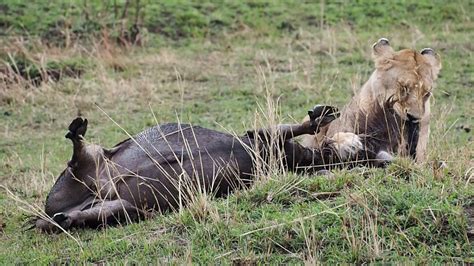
[{"left": 1, "top": 0, "right": 473, "bottom": 263}]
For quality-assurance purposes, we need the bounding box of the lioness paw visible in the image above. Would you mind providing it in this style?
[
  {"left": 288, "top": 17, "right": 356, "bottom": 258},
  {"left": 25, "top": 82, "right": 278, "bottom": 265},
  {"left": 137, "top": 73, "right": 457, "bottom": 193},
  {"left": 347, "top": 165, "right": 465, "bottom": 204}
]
[{"left": 330, "top": 132, "right": 363, "bottom": 160}]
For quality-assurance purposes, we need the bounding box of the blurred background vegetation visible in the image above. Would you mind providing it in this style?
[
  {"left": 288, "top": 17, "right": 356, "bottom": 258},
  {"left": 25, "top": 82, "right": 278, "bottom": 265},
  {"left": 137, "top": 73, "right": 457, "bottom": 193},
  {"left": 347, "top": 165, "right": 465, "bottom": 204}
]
[{"left": 1, "top": 0, "right": 471, "bottom": 44}]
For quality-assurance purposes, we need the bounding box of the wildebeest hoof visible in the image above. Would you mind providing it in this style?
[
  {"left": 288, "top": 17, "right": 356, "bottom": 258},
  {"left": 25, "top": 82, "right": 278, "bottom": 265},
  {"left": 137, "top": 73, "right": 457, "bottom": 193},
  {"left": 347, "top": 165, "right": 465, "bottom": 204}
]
[
  {"left": 65, "top": 117, "right": 88, "bottom": 140},
  {"left": 308, "top": 105, "right": 340, "bottom": 130},
  {"left": 35, "top": 215, "right": 71, "bottom": 233},
  {"left": 315, "top": 169, "right": 333, "bottom": 176},
  {"left": 53, "top": 212, "right": 72, "bottom": 229},
  {"left": 374, "top": 151, "right": 393, "bottom": 168},
  {"left": 35, "top": 218, "right": 53, "bottom": 232},
  {"left": 308, "top": 105, "right": 339, "bottom": 121},
  {"left": 53, "top": 212, "right": 68, "bottom": 223}
]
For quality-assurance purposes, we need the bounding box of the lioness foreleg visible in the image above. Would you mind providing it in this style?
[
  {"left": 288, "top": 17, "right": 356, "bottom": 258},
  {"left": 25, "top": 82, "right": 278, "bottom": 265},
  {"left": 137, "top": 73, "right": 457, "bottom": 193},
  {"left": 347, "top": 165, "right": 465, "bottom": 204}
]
[
  {"left": 329, "top": 132, "right": 363, "bottom": 160},
  {"left": 415, "top": 100, "right": 431, "bottom": 163}
]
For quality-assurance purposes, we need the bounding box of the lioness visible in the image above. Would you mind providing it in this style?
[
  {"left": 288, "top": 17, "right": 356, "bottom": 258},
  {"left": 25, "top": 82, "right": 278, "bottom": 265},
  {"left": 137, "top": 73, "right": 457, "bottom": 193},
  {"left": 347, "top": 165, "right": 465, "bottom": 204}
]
[{"left": 300, "top": 38, "right": 441, "bottom": 165}]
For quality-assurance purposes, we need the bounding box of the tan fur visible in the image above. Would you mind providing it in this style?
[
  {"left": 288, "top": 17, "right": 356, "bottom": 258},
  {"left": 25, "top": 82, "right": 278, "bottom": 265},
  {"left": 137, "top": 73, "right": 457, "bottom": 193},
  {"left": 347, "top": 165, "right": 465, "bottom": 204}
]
[{"left": 301, "top": 39, "right": 441, "bottom": 162}]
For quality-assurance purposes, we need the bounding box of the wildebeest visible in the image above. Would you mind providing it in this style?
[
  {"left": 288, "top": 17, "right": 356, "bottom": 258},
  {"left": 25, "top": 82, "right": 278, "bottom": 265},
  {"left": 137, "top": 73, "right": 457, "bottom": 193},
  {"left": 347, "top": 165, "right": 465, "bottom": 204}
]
[{"left": 36, "top": 105, "right": 351, "bottom": 232}]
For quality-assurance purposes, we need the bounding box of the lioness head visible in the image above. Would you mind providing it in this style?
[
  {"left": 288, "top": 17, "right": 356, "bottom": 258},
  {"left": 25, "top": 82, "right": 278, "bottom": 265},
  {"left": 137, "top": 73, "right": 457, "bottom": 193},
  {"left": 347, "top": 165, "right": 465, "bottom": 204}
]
[{"left": 370, "top": 38, "right": 441, "bottom": 121}]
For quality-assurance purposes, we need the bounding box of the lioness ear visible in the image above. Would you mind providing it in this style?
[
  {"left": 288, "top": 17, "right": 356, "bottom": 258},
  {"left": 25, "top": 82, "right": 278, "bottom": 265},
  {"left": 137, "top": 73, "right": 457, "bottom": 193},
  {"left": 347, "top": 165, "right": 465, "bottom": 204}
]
[
  {"left": 372, "top": 38, "right": 394, "bottom": 69},
  {"left": 372, "top": 38, "right": 394, "bottom": 57},
  {"left": 420, "top": 48, "right": 441, "bottom": 80}
]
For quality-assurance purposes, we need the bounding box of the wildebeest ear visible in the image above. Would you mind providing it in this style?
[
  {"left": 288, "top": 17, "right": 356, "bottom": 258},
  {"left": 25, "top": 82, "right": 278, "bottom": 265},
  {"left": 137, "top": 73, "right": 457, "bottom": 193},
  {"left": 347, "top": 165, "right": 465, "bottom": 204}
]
[
  {"left": 420, "top": 48, "right": 442, "bottom": 80},
  {"left": 372, "top": 38, "right": 394, "bottom": 69}
]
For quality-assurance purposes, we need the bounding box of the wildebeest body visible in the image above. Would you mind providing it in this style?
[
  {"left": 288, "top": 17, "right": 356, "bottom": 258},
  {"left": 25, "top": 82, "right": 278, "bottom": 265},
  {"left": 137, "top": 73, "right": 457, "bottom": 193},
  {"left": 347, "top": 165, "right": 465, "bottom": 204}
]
[
  {"left": 37, "top": 105, "right": 341, "bottom": 231},
  {"left": 106, "top": 123, "right": 255, "bottom": 212}
]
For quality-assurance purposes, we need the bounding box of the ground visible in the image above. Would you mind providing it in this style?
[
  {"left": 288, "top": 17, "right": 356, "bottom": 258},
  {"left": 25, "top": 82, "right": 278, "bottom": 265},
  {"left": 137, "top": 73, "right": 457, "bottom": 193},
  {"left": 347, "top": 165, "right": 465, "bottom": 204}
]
[{"left": 0, "top": 1, "right": 473, "bottom": 263}]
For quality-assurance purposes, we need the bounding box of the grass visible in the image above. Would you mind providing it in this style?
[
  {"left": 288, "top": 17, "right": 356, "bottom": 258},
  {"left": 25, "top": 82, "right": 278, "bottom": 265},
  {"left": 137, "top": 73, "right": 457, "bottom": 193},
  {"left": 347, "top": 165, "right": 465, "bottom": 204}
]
[{"left": 1, "top": 0, "right": 473, "bottom": 263}]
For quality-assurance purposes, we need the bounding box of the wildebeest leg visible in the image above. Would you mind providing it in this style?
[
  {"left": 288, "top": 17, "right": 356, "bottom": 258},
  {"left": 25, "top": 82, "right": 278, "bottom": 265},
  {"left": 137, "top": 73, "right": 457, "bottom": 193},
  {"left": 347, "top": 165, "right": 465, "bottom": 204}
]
[
  {"left": 51, "top": 199, "right": 140, "bottom": 230},
  {"left": 415, "top": 99, "right": 430, "bottom": 162},
  {"left": 247, "top": 105, "right": 340, "bottom": 141},
  {"left": 245, "top": 105, "right": 342, "bottom": 171},
  {"left": 279, "top": 105, "right": 340, "bottom": 139},
  {"left": 44, "top": 117, "right": 109, "bottom": 217},
  {"left": 65, "top": 117, "right": 88, "bottom": 167}
]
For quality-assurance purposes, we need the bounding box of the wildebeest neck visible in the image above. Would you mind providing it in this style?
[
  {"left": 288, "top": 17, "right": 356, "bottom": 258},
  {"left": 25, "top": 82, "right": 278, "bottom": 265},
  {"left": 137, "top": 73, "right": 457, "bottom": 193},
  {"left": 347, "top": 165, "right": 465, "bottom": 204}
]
[
  {"left": 354, "top": 101, "right": 411, "bottom": 155},
  {"left": 45, "top": 169, "right": 94, "bottom": 216},
  {"left": 405, "top": 119, "right": 420, "bottom": 158}
]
